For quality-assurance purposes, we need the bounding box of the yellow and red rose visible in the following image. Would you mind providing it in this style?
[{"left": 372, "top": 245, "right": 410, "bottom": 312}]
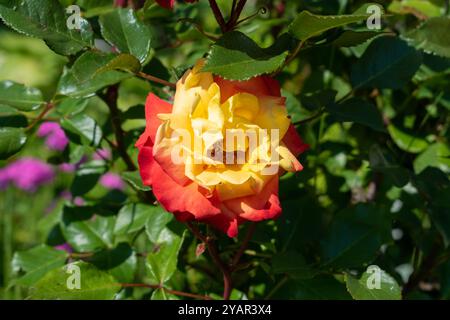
[{"left": 136, "top": 60, "right": 308, "bottom": 237}]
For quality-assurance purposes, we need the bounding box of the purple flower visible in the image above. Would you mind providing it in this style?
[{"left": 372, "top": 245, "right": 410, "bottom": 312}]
[
  {"left": 59, "top": 191, "right": 85, "bottom": 206},
  {"left": 0, "top": 158, "right": 54, "bottom": 192},
  {"left": 100, "top": 172, "right": 125, "bottom": 191},
  {"left": 59, "top": 163, "right": 76, "bottom": 173},
  {"left": 37, "top": 122, "right": 69, "bottom": 151},
  {"left": 54, "top": 243, "right": 73, "bottom": 254},
  {"left": 93, "top": 148, "right": 111, "bottom": 161}
]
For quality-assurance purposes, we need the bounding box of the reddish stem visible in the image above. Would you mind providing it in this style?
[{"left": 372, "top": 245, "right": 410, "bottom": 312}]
[
  {"left": 226, "top": 0, "right": 247, "bottom": 30},
  {"left": 186, "top": 222, "right": 232, "bottom": 300},
  {"left": 120, "top": 283, "right": 213, "bottom": 300},
  {"left": 208, "top": 0, "right": 227, "bottom": 33},
  {"left": 137, "top": 71, "right": 176, "bottom": 88},
  {"left": 25, "top": 103, "right": 53, "bottom": 132},
  {"left": 230, "top": 222, "right": 257, "bottom": 270}
]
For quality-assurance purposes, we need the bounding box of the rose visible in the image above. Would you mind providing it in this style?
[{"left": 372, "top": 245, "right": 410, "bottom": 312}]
[
  {"left": 136, "top": 60, "right": 308, "bottom": 237},
  {"left": 156, "top": 0, "right": 198, "bottom": 10}
]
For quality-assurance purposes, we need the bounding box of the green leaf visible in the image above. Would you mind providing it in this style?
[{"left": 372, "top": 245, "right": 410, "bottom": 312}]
[
  {"left": 326, "top": 98, "right": 385, "bottom": 132},
  {"left": 99, "top": 8, "right": 152, "bottom": 63},
  {"left": 388, "top": 0, "right": 443, "bottom": 18},
  {"left": 415, "top": 168, "right": 450, "bottom": 247},
  {"left": 96, "top": 54, "right": 142, "bottom": 75},
  {"left": 321, "top": 204, "right": 391, "bottom": 269},
  {"left": 272, "top": 252, "right": 317, "bottom": 280},
  {"left": 346, "top": 266, "right": 402, "bottom": 300},
  {"left": 121, "top": 171, "right": 150, "bottom": 191},
  {"left": 151, "top": 288, "right": 178, "bottom": 300},
  {"left": 0, "top": 81, "right": 44, "bottom": 111},
  {"left": 61, "top": 114, "right": 103, "bottom": 147},
  {"left": 30, "top": 262, "right": 119, "bottom": 299},
  {"left": 12, "top": 245, "right": 68, "bottom": 286},
  {"left": 351, "top": 37, "right": 422, "bottom": 89},
  {"left": 0, "top": 105, "right": 28, "bottom": 127},
  {"left": 0, "top": 127, "right": 27, "bottom": 159},
  {"left": 273, "top": 275, "right": 352, "bottom": 300},
  {"left": 70, "top": 161, "right": 106, "bottom": 197},
  {"left": 413, "top": 142, "right": 450, "bottom": 174},
  {"left": 203, "top": 31, "right": 289, "bottom": 81},
  {"left": 61, "top": 205, "right": 114, "bottom": 252},
  {"left": 333, "top": 30, "right": 383, "bottom": 48},
  {"left": 369, "top": 144, "right": 410, "bottom": 187},
  {"left": 288, "top": 10, "right": 371, "bottom": 42},
  {"left": 145, "top": 208, "right": 173, "bottom": 243},
  {"left": 89, "top": 243, "right": 137, "bottom": 283},
  {"left": 114, "top": 203, "right": 156, "bottom": 235},
  {"left": 57, "top": 51, "right": 133, "bottom": 98},
  {"left": 56, "top": 98, "right": 89, "bottom": 117},
  {"left": 387, "top": 124, "right": 429, "bottom": 154},
  {"left": 405, "top": 17, "right": 450, "bottom": 59},
  {"left": 146, "top": 229, "right": 185, "bottom": 284},
  {"left": 0, "top": 0, "right": 93, "bottom": 56}
]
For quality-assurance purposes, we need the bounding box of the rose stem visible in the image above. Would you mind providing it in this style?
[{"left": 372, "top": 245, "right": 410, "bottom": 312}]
[
  {"left": 119, "top": 283, "right": 213, "bottom": 300},
  {"left": 226, "top": 0, "right": 247, "bottom": 31},
  {"left": 99, "top": 85, "right": 137, "bottom": 172},
  {"left": 25, "top": 102, "right": 54, "bottom": 132},
  {"left": 208, "top": 0, "right": 227, "bottom": 33},
  {"left": 187, "top": 222, "right": 233, "bottom": 300},
  {"left": 137, "top": 71, "right": 176, "bottom": 89},
  {"left": 229, "top": 222, "right": 257, "bottom": 271}
]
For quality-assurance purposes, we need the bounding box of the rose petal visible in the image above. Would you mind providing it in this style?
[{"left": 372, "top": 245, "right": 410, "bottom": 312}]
[
  {"left": 282, "top": 124, "right": 309, "bottom": 157},
  {"left": 150, "top": 158, "right": 221, "bottom": 219},
  {"left": 224, "top": 176, "right": 281, "bottom": 222},
  {"left": 214, "top": 75, "right": 281, "bottom": 103},
  {"left": 136, "top": 93, "right": 173, "bottom": 148}
]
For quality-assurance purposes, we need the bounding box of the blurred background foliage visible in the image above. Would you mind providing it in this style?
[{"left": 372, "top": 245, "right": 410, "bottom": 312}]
[{"left": 0, "top": 0, "right": 449, "bottom": 300}]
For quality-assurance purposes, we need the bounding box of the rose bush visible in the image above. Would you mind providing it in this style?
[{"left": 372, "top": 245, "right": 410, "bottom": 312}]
[{"left": 137, "top": 60, "right": 308, "bottom": 237}]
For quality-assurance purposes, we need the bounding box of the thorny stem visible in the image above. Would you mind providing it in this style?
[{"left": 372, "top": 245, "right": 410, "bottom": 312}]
[
  {"left": 120, "top": 283, "right": 213, "bottom": 300},
  {"left": 186, "top": 222, "right": 233, "bottom": 300},
  {"left": 208, "top": 0, "right": 227, "bottom": 33},
  {"left": 230, "top": 223, "right": 257, "bottom": 270},
  {"left": 100, "top": 85, "right": 137, "bottom": 171},
  {"left": 137, "top": 71, "right": 176, "bottom": 89},
  {"left": 25, "top": 103, "right": 54, "bottom": 132}
]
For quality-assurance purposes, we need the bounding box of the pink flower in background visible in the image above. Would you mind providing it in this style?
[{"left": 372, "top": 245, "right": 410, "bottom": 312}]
[
  {"left": 59, "top": 163, "right": 76, "bottom": 173},
  {"left": 59, "top": 190, "right": 85, "bottom": 206},
  {"left": 54, "top": 243, "right": 73, "bottom": 254},
  {"left": 37, "top": 122, "right": 69, "bottom": 151},
  {"left": 0, "top": 158, "right": 54, "bottom": 192},
  {"left": 100, "top": 172, "right": 125, "bottom": 191},
  {"left": 93, "top": 148, "right": 112, "bottom": 161}
]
